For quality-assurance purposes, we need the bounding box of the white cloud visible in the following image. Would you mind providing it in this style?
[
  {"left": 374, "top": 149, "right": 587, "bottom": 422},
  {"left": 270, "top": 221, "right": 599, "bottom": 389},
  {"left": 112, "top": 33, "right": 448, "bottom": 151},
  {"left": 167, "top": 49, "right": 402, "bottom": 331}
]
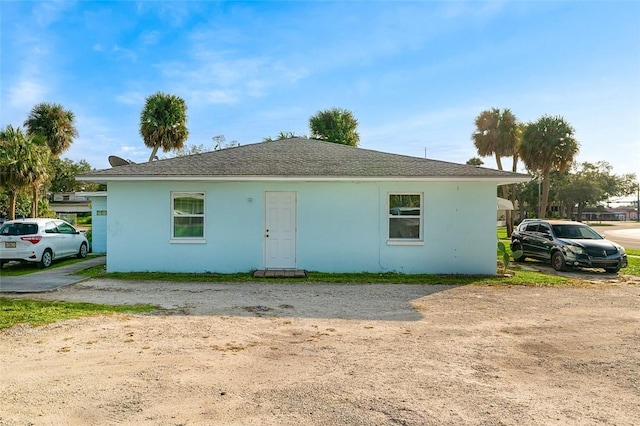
[
  {"left": 32, "top": 0, "right": 77, "bottom": 27},
  {"left": 364, "top": 106, "right": 478, "bottom": 142},
  {"left": 146, "top": 22, "right": 313, "bottom": 107},
  {"left": 116, "top": 91, "right": 145, "bottom": 106},
  {"left": 6, "top": 77, "right": 49, "bottom": 111},
  {"left": 63, "top": 110, "right": 146, "bottom": 169},
  {"left": 140, "top": 30, "right": 161, "bottom": 46},
  {"left": 184, "top": 89, "right": 239, "bottom": 105},
  {"left": 441, "top": 0, "right": 506, "bottom": 20},
  {"left": 118, "top": 145, "right": 149, "bottom": 162},
  {"left": 111, "top": 45, "right": 138, "bottom": 62},
  {"left": 359, "top": 105, "right": 484, "bottom": 164}
]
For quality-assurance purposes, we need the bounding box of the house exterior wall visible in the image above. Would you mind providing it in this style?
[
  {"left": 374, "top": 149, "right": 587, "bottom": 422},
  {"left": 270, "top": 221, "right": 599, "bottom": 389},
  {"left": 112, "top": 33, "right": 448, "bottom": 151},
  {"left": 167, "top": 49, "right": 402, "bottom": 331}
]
[
  {"left": 89, "top": 195, "right": 107, "bottom": 254},
  {"left": 105, "top": 180, "right": 497, "bottom": 274}
]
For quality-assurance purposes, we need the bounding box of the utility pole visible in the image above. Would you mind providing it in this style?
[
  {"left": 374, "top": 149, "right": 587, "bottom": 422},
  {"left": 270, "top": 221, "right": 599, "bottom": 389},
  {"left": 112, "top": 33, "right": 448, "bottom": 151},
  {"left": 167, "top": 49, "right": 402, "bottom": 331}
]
[{"left": 636, "top": 184, "right": 639, "bottom": 222}]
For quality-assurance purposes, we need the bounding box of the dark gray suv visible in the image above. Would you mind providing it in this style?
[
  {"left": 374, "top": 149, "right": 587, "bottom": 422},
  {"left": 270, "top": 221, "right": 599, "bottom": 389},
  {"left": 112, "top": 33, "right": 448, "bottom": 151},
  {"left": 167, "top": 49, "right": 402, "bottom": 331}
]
[{"left": 510, "top": 219, "right": 627, "bottom": 273}]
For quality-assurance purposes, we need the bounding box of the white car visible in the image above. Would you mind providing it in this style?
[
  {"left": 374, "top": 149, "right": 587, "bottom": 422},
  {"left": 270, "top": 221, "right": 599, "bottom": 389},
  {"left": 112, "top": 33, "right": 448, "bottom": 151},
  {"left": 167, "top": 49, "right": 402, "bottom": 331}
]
[{"left": 0, "top": 218, "right": 88, "bottom": 269}]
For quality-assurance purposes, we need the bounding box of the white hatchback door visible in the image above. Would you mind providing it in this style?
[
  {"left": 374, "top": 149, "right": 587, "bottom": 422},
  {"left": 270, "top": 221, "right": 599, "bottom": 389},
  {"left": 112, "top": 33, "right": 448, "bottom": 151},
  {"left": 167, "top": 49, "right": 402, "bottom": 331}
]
[
  {"left": 55, "top": 221, "right": 79, "bottom": 257},
  {"left": 44, "top": 220, "right": 66, "bottom": 256}
]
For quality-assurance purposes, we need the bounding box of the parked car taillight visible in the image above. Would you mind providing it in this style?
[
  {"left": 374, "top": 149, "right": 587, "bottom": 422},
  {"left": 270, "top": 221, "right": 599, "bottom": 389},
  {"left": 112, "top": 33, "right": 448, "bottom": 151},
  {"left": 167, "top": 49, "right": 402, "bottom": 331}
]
[{"left": 20, "top": 236, "right": 42, "bottom": 244}]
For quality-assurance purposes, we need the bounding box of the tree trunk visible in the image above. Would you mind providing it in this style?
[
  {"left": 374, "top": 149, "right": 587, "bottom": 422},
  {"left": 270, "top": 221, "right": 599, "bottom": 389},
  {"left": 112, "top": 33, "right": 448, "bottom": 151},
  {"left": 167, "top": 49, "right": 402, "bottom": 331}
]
[
  {"left": 148, "top": 145, "right": 160, "bottom": 162},
  {"left": 577, "top": 203, "right": 585, "bottom": 222},
  {"left": 9, "top": 190, "right": 17, "bottom": 220},
  {"left": 540, "top": 169, "right": 551, "bottom": 218},
  {"left": 502, "top": 185, "right": 513, "bottom": 237},
  {"left": 509, "top": 157, "right": 518, "bottom": 232},
  {"left": 31, "top": 184, "right": 39, "bottom": 218},
  {"left": 510, "top": 183, "right": 518, "bottom": 221},
  {"left": 495, "top": 155, "right": 513, "bottom": 236}
]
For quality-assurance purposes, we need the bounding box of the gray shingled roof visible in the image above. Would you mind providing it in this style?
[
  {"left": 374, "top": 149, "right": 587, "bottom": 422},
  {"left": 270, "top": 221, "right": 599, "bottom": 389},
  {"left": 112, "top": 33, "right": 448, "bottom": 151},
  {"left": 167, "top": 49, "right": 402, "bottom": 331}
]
[{"left": 79, "top": 138, "right": 530, "bottom": 183}]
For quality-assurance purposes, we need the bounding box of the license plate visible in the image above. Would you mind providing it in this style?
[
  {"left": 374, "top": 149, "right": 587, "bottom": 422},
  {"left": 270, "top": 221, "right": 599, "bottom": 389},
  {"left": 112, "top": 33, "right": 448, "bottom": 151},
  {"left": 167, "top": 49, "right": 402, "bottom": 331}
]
[{"left": 4, "top": 242, "right": 16, "bottom": 248}]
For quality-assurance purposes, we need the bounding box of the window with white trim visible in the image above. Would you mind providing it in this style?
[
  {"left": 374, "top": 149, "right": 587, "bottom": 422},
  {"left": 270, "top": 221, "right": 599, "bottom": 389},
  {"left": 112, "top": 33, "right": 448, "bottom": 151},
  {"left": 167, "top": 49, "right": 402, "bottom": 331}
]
[
  {"left": 388, "top": 193, "right": 422, "bottom": 241},
  {"left": 172, "top": 192, "right": 205, "bottom": 239}
]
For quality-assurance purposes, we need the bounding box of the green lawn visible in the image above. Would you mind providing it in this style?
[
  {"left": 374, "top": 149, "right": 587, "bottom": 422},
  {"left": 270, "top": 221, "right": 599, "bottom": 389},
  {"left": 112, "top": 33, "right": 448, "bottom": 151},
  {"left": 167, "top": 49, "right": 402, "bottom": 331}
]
[
  {"left": 77, "top": 263, "right": 572, "bottom": 286},
  {"left": 497, "top": 226, "right": 509, "bottom": 240},
  {"left": 0, "top": 298, "right": 154, "bottom": 330},
  {"left": 626, "top": 248, "right": 640, "bottom": 257},
  {"left": 625, "top": 250, "right": 640, "bottom": 275}
]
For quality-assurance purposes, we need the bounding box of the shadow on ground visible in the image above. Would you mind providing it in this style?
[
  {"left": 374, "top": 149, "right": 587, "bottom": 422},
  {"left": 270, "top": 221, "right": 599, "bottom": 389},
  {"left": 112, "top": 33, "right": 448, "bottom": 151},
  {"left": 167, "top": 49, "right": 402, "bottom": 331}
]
[{"left": 10, "top": 280, "right": 460, "bottom": 321}]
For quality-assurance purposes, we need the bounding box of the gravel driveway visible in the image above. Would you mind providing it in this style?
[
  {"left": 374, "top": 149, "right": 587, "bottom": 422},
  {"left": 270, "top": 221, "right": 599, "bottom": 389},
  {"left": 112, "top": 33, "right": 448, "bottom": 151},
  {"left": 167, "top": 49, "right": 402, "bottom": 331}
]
[
  {"left": 14, "top": 279, "right": 454, "bottom": 320},
  {"left": 1, "top": 277, "right": 639, "bottom": 425}
]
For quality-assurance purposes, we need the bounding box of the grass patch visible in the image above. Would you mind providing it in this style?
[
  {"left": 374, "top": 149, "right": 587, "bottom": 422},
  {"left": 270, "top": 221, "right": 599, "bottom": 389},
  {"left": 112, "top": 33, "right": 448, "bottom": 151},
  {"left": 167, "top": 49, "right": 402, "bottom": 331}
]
[
  {"left": 0, "top": 255, "right": 101, "bottom": 277},
  {"left": 78, "top": 264, "right": 570, "bottom": 286},
  {"left": 475, "top": 269, "right": 575, "bottom": 286},
  {"left": 497, "top": 226, "right": 508, "bottom": 240},
  {"left": 304, "top": 270, "right": 570, "bottom": 286},
  {"left": 0, "top": 298, "right": 155, "bottom": 330},
  {"left": 79, "top": 267, "right": 263, "bottom": 282},
  {"left": 76, "top": 215, "right": 92, "bottom": 225},
  {"left": 625, "top": 248, "right": 640, "bottom": 276},
  {"left": 624, "top": 254, "right": 640, "bottom": 276},
  {"left": 626, "top": 248, "right": 640, "bottom": 257}
]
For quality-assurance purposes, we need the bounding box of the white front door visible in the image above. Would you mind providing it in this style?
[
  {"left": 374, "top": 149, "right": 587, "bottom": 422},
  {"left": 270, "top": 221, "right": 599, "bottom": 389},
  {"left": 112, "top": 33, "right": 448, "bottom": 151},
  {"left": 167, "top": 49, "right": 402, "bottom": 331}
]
[{"left": 265, "top": 192, "right": 297, "bottom": 269}]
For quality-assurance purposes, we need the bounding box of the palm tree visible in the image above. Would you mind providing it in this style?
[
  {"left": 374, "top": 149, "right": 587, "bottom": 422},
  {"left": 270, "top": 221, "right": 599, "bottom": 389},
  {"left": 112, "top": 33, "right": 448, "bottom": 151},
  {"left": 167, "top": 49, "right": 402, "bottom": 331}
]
[
  {"left": 472, "top": 108, "right": 519, "bottom": 170},
  {"left": 263, "top": 131, "right": 307, "bottom": 142},
  {"left": 0, "top": 126, "right": 50, "bottom": 219},
  {"left": 309, "top": 108, "right": 360, "bottom": 146},
  {"left": 472, "top": 108, "right": 520, "bottom": 234},
  {"left": 520, "top": 115, "right": 579, "bottom": 218},
  {"left": 27, "top": 137, "right": 51, "bottom": 218},
  {"left": 24, "top": 103, "right": 78, "bottom": 156},
  {"left": 140, "top": 92, "right": 189, "bottom": 161},
  {"left": 24, "top": 102, "right": 78, "bottom": 217}
]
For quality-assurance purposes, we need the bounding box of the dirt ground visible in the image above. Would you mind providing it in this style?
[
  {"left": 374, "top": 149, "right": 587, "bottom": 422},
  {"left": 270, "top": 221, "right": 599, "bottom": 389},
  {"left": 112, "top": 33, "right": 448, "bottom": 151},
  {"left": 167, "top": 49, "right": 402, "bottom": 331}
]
[{"left": 1, "top": 274, "right": 639, "bottom": 425}]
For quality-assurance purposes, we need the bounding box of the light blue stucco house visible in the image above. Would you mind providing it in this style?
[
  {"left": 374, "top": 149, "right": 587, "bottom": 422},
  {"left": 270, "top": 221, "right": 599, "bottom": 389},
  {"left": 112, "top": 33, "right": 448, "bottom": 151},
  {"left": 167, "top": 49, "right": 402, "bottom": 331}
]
[{"left": 78, "top": 138, "right": 529, "bottom": 274}]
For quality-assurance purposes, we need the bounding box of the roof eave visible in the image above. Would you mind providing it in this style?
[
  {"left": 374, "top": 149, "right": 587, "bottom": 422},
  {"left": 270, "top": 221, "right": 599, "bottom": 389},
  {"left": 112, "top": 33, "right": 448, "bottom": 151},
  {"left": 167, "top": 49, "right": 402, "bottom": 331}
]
[{"left": 77, "top": 175, "right": 531, "bottom": 184}]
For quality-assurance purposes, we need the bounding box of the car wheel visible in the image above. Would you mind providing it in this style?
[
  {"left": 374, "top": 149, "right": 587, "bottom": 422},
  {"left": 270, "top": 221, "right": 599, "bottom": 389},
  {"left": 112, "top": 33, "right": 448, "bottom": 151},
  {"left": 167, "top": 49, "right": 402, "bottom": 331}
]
[
  {"left": 77, "top": 242, "right": 88, "bottom": 259},
  {"left": 0, "top": 260, "right": 5, "bottom": 269},
  {"left": 39, "top": 249, "right": 53, "bottom": 268},
  {"left": 551, "top": 251, "right": 566, "bottom": 272},
  {"left": 605, "top": 265, "right": 620, "bottom": 274},
  {"left": 511, "top": 243, "right": 525, "bottom": 262}
]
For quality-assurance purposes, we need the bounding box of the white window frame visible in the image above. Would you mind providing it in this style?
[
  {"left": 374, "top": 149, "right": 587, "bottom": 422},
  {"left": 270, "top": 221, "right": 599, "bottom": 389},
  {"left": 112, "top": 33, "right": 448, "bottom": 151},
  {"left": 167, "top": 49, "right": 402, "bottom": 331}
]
[
  {"left": 170, "top": 191, "right": 206, "bottom": 243},
  {"left": 387, "top": 192, "right": 423, "bottom": 246}
]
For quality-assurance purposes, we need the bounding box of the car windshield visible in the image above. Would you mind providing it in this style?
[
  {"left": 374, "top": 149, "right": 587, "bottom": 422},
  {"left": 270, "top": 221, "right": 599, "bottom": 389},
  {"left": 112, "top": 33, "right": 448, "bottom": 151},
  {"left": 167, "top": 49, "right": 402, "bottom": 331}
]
[
  {"left": 552, "top": 224, "right": 602, "bottom": 240},
  {"left": 0, "top": 223, "right": 39, "bottom": 236}
]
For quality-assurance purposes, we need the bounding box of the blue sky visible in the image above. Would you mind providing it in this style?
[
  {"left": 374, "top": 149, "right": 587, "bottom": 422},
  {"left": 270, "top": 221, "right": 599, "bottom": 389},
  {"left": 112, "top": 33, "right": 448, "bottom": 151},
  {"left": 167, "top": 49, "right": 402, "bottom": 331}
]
[{"left": 1, "top": 1, "right": 639, "bottom": 178}]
